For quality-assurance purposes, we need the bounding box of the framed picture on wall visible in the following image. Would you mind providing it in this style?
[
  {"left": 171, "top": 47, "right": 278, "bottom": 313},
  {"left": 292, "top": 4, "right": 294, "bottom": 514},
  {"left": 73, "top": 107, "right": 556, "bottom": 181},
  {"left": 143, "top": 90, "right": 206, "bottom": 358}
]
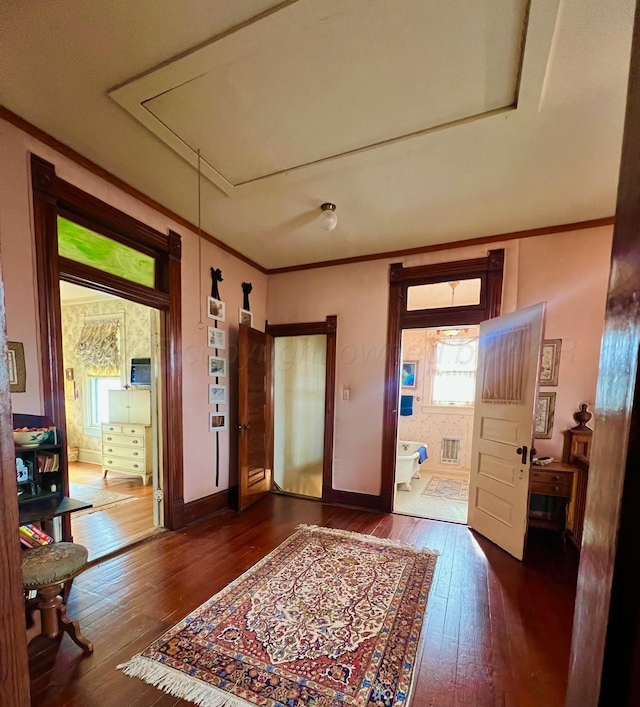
[
  {"left": 207, "top": 297, "right": 225, "bottom": 322},
  {"left": 239, "top": 308, "right": 253, "bottom": 327},
  {"left": 208, "top": 355, "right": 227, "bottom": 377},
  {"left": 535, "top": 392, "right": 556, "bottom": 439},
  {"left": 209, "top": 384, "right": 227, "bottom": 405},
  {"left": 209, "top": 412, "right": 228, "bottom": 432},
  {"left": 401, "top": 361, "right": 417, "bottom": 388},
  {"left": 208, "top": 327, "right": 226, "bottom": 350},
  {"left": 7, "top": 341, "right": 26, "bottom": 393},
  {"left": 540, "top": 339, "right": 562, "bottom": 386}
]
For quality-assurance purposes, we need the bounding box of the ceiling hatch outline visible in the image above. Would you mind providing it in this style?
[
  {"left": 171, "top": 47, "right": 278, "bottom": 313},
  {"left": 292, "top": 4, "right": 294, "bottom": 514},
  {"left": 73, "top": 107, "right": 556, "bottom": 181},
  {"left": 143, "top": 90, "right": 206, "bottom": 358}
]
[{"left": 109, "top": 0, "right": 559, "bottom": 196}]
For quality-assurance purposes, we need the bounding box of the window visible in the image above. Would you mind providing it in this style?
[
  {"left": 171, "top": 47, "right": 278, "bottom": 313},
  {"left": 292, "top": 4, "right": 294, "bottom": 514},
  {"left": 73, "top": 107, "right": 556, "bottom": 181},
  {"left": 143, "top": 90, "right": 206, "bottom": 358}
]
[
  {"left": 87, "top": 376, "right": 121, "bottom": 428},
  {"left": 431, "top": 337, "right": 478, "bottom": 405}
]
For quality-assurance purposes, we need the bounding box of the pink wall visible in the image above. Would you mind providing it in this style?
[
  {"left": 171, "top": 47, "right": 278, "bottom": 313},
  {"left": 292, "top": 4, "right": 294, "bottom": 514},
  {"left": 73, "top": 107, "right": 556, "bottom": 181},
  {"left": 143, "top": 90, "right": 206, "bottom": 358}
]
[
  {"left": 267, "top": 230, "right": 612, "bottom": 495},
  {"left": 517, "top": 227, "right": 612, "bottom": 458},
  {"left": 0, "top": 118, "right": 267, "bottom": 502}
]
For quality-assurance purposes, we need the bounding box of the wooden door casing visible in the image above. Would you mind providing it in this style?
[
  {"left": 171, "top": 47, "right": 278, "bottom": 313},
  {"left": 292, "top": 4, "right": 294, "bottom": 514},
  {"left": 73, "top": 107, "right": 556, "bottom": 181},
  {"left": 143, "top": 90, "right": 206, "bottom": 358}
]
[{"left": 238, "top": 324, "right": 273, "bottom": 512}]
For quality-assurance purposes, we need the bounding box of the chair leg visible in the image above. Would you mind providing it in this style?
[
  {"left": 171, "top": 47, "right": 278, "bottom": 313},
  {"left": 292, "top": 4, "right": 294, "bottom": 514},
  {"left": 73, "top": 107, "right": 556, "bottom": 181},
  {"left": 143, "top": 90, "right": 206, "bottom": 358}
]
[
  {"left": 37, "top": 585, "right": 62, "bottom": 639},
  {"left": 58, "top": 602, "right": 93, "bottom": 654}
]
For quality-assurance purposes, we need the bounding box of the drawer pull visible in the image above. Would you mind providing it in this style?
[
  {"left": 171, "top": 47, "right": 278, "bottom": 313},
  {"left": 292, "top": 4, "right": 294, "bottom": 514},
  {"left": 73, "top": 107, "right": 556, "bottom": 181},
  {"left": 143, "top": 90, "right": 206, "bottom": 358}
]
[
  {"left": 133, "top": 451, "right": 139, "bottom": 456},
  {"left": 107, "top": 436, "right": 112, "bottom": 441},
  {"left": 554, "top": 486, "right": 560, "bottom": 491},
  {"left": 108, "top": 448, "right": 113, "bottom": 453},
  {"left": 108, "top": 460, "right": 113, "bottom": 465},
  {"left": 552, "top": 475, "right": 560, "bottom": 480},
  {"left": 133, "top": 464, "right": 139, "bottom": 469},
  {"left": 109, "top": 427, "right": 115, "bottom": 431},
  {"left": 133, "top": 439, "right": 139, "bottom": 444},
  {"left": 130, "top": 429, "right": 136, "bottom": 434}
]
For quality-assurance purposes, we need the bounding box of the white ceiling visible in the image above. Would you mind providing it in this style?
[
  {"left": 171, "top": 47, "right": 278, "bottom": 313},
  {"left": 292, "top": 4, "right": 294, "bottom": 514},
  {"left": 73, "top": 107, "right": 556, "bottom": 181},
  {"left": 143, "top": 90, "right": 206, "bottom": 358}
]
[{"left": 0, "top": 0, "right": 633, "bottom": 269}]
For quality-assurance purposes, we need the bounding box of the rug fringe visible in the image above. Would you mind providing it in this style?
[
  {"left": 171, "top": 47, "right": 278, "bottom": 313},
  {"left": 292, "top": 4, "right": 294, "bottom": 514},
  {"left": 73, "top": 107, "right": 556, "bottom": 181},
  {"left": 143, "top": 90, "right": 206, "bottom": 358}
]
[
  {"left": 295, "top": 524, "right": 440, "bottom": 556},
  {"left": 118, "top": 655, "right": 254, "bottom": 707}
]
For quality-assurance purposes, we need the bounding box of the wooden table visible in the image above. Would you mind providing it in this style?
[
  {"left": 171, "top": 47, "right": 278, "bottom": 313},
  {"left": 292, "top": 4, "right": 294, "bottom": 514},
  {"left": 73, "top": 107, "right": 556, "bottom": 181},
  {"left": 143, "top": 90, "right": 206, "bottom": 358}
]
[{"left": 528, "top": 461, "right": 576, "bottom": 536}]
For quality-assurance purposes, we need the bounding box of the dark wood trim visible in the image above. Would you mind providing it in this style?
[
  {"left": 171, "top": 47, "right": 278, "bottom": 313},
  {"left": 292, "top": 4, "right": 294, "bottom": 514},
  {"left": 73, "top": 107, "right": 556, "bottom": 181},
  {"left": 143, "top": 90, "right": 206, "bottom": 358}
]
[
  {"left": 266, "top": 321, "right": 330, "bottom": 337},
  {"left": 59, "top": 258, "right": 170, "bottom": 310},
  {"left": 328, "top": 490, "right": 387, "bottom": 512},
  {"left": 0, "top": 106, "right": 267, "bottom": 274},
  {"left": 266, "top": 316, "right": 337, "bottom": 503},
  {"left": 0, "top": 263, "right": 30, "bottom": 705},
  {"left": 183, "top": 488, "right": 231, "bottom": 526},
  {"left": 380, "top": 251, "right": 504, "bottom": 513},
  {"left": 323, "top": 316, "right": 337, "bottom": 504},
  {"left": 163, "top": 230, "right": 184, "bottom": 530},
  {"left": 567, "top": 3, "right": 640, "bottom": 704},
  {"left": 267, "top": 218, "right": 615, "bottom": 274},
  {"left": 30, "top": 155, "right": 184, "bottom": 535}
]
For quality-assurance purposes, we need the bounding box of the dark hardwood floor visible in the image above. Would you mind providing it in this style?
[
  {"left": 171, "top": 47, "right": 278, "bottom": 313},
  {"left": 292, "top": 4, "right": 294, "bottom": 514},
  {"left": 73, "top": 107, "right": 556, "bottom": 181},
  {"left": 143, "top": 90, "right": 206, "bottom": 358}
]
[
  {"left": 27, "top": 494, "right": 578, "bottom": 707},
  {"left": 68, "top": 462, "right": 155, "bottom": 561}
]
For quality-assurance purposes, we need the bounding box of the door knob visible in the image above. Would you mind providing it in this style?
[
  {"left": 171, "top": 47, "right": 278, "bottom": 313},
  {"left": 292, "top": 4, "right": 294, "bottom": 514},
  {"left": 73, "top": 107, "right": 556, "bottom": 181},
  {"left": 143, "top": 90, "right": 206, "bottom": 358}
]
[{"left": 516, "top": 446, "right": 528, "bottom": 465}]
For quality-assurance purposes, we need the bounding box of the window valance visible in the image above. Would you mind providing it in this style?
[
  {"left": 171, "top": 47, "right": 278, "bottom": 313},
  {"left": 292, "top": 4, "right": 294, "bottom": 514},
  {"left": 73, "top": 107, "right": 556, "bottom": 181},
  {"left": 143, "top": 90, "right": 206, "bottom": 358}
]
[{"left": 75, "top": 319, "right": 120, "bottom": 376}]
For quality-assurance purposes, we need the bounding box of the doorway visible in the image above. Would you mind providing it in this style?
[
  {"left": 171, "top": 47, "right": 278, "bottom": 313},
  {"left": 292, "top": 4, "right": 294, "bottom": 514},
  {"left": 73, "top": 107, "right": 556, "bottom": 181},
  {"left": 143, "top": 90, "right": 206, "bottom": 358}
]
[
  {"left": 59, "top": 281, "right": 163, "bottom": 558},
  {"left": 30, "top": 155, "right": 184, "bottom": 536},
  {"left": 393, "top": 325, "right": 479, "bottom": 523}
]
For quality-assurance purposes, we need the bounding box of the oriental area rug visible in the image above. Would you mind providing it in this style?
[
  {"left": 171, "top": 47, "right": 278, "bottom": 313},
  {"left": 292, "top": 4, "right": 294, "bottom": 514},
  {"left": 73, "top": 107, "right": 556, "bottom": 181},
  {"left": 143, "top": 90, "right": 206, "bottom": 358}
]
[{"left": 119, "top": 525, "right": 438, "bottom": 707}]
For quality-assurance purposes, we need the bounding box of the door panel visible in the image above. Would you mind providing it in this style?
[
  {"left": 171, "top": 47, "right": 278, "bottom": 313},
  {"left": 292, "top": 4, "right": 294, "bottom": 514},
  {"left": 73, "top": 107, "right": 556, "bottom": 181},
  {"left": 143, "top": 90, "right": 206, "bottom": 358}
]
[
  {"left": 238, "top": 324, "right": 273, "bottom": 512},
  {"left": 468, "top": 302, "right": 545, "bottom": 560}
]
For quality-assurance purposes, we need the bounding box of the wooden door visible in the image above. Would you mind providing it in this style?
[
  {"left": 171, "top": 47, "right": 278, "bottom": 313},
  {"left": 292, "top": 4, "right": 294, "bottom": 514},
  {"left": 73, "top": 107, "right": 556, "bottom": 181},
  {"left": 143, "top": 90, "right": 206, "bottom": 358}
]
[
  {"left": 238, "top": 324, "right": 273, "bottom": 512},
  {"left": 468, "top": 302, "right": 545, "bottom": 560}
]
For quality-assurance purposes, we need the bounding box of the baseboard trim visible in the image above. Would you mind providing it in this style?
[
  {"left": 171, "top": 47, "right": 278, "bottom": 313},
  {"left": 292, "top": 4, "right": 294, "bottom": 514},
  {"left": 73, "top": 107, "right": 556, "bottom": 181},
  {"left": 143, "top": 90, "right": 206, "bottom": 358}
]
[
  {"left": 78, "top": 449, "right": 101, "bottom": 465},
  {"left": 327, "top": 489, "right": 387, "bottom": 512},
  {"left": 184, "top": 488, "right": 233, "bottom": 525}
]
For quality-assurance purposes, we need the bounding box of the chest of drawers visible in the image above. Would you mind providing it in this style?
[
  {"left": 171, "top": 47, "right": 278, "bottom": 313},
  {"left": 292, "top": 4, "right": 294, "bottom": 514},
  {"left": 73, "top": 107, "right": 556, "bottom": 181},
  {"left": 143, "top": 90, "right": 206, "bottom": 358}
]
[{"left": 101, "top": 423, "right": 153, "bottom": 485}]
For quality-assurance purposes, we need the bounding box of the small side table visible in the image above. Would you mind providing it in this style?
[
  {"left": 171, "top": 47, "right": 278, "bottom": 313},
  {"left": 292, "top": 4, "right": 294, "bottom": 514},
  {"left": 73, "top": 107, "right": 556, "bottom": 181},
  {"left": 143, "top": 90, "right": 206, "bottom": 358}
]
[{"left": 528, "top": 461, "right": 576, "bottom": 537}]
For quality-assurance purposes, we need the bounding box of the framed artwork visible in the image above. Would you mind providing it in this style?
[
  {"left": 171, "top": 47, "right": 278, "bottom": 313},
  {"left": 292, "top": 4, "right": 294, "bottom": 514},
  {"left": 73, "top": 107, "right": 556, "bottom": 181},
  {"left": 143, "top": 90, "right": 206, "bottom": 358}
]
[
  {"left": 540, "top": 339, "right": 562, "bottom": 386},
  {"left": 401, "top": 361, "right": 417, "bottom": 388},
  {"left": 7, "top": 342, "right": 26, "bottom": 393},
  {"left": 207, "top": 297, "right": 225, "bottom": 322},
  {"left": 208, "top": 355, "right": 227, "bottom": 378},
  {"left": 239, "top": 308, "right": 253, "bottom": 327},
  {"left": 208, "top": 326, "right": 226, "bottom": 350},
  {"left": 209, "top": 412, "right": 228, "bottom": 432},
  {"left": 209, "top": 384, "right": 227, "bottom": 405},
  {"left": 535, "top": 392, "right": 556, "bottom": 439}
]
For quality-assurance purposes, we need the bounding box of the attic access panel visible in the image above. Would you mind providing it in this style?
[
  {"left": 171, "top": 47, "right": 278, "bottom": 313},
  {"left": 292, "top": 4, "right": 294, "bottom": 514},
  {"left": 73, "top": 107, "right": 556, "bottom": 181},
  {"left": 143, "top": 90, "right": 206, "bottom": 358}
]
[{"left": 110, "top": 0, "right": 529, "bottom": 192}]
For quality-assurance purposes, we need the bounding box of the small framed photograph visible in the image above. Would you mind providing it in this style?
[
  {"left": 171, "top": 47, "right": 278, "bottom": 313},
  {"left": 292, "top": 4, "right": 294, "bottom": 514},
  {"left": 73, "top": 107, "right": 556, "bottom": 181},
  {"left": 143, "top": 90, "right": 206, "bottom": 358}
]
[
  {"left": 535, "top": 392, "right": 556, "bottom": 439},
  {"left": 65, "top": 367, "right": 75, "bottom": 381},
  {"left": 7, "top": 342, "right": 26, "bottom": 393},
  {"left": 239, "top": 308, "right": 253, "bottom": 327},
  {"left": 209, "top": 384, "right": 227, "bottom": 405},
  {"left": 209, "top": 355, "right": 227, "bottom": 377},
  {"left": 540, "top": 339, "right": 562, "bottom": 386},
  {"left": 207, "top": 297, "right": 225, "bottom": 322},
  {"left": 209, "top": 412, "right": 228, "bottom": 432},
  {"left": 208, "top": 326, "right": 226, "bottom": 350},
  {"left": 401, "top": 361, "right": 417, "bottom": 388}
]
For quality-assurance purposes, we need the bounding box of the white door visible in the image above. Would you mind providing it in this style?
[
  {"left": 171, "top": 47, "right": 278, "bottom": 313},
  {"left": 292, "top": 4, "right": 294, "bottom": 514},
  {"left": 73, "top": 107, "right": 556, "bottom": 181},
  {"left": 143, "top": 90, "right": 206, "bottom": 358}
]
[{"left": 468, "top": 303, "right": 546, "bottom": 560}]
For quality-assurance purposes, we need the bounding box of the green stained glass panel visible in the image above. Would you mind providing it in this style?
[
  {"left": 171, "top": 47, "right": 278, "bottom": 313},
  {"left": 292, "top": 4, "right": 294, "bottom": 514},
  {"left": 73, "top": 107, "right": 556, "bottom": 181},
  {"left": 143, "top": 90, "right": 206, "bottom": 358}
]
[{"left": 57, "top": 216, "right": 155, "bottom": 288}]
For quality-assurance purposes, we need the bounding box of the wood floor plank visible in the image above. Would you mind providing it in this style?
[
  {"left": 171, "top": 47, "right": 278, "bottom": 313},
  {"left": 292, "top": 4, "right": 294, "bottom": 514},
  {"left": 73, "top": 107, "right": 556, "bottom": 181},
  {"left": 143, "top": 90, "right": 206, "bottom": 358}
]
[{"left": 28, "top": 495, "right": 578, "bottom": 707}]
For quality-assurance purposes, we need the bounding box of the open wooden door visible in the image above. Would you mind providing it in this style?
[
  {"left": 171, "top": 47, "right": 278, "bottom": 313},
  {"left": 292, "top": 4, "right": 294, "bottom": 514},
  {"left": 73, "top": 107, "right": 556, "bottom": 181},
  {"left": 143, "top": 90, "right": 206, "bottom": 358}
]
[
  {"left": 238, "top": 323, "right": 273, "bottom": 512},
  {"left": 468, "top": 303, "right": 545, "bottom": 560}
]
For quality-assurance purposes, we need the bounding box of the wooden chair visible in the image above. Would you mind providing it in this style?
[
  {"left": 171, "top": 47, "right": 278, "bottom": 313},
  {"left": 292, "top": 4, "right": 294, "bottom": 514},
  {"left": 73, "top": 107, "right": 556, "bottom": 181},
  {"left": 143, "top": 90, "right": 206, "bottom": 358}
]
[{"left": 22, "top": 542, "right": 93, "bottom": 654}]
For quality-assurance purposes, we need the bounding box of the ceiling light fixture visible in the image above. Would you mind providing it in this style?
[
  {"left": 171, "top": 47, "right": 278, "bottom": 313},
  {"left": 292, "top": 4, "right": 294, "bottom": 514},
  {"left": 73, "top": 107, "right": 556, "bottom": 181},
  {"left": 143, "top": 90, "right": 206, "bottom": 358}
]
[
  {"left": 320, "top": 202, "right": 338, "bottom": 231},
  {"left": 437, "top": 281, "right": 467, "bottom": 337}
]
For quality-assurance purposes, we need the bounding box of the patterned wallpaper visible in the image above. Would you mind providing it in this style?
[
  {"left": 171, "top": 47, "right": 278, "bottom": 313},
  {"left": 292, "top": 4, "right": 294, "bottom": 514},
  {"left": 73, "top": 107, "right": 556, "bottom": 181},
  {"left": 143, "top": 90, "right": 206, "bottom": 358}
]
[
  {"left": 398, "top": 328, "right": 474, "bottom": 472},
  {"left": 61, "top": 297, "right": 152, "bottom": 452}
]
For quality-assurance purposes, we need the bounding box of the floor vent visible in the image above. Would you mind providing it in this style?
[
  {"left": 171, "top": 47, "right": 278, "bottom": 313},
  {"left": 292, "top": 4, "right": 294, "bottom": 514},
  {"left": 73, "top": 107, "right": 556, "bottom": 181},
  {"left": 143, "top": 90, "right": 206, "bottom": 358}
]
[{"left": 441, "top": 438, "right": 461, "bottom": 465}]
